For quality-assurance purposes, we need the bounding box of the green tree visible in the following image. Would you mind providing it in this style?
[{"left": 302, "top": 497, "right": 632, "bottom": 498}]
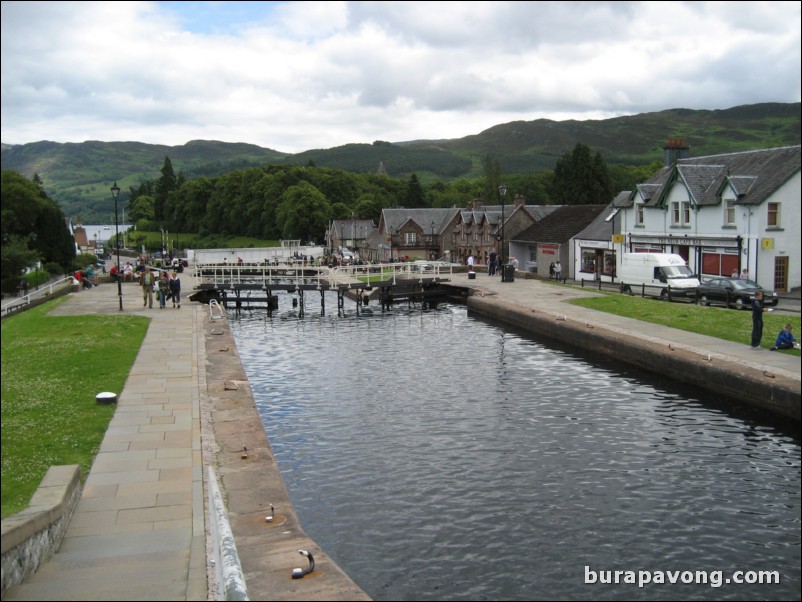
[
  {"left": 129, "top": 195, "right": 155, "bottom": 223},
  {"left": 553, "top": 143, "right": 613, "bottom": 205},
  {"left": 405, "top": 174, "right": 426, "bottom": 207},
  {"left": 276, "top": 181, "right": 331, "bottom": 242},
  {"left": 1, "top": 171, "right": 74, "bottom": 290},
  {"left": 154, "top": 157, "right": 178, "bottom": 221}
]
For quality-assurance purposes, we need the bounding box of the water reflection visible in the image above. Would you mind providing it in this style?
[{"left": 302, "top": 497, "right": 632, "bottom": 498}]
[{"left": 229, "top": 296, "right": 800, "bottom": 601}]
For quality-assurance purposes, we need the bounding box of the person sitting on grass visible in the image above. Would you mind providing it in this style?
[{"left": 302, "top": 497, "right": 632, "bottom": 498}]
[{"left": 771, "top": 324, "right": 798, "bottom": 350}]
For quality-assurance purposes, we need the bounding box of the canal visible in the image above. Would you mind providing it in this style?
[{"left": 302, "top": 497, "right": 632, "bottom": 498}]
[{"left": 229, "top": 297, "right": 800, "bottom": 601}]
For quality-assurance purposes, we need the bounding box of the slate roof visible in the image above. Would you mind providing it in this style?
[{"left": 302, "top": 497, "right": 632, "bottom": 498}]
[
  {"left": 574, "top": 201, "right": 624, "bottom": 241},
  {"left": 380, "top": 208, "right": 460, "bottom": 235},
  {"left": 613, "top": 145, "right": 800, "bottom": 209},
  {"left": 512, "top": 205, "right": 608, "bottom": 244}
]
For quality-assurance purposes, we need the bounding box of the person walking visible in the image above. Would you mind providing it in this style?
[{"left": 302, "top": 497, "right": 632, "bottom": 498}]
[
  {"left": 554, "top": 260, "right": 562, "bottom": 283},
  {"left": 750, "top": 291, "right": 766, "bottom": 349},
  {"left": 169, "top": 271, "right": 182, "bottom": 308},
  {"left": 467, "top": 254, "right": 475, "bottom": 271},
  {"left": 140, "top": 266, "right": 154, "bottom": 308},
  {"left": 157, "top": 271, "right": 169, "bottom": 309},
  {"left": 488, "top": 251, "right": 497, "bottom": 276}
]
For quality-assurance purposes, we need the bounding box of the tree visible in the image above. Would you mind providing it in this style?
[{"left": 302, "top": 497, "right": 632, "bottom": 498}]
[
  {"left": 154, "top": 157, "right": 178, "bottom": 221},
  {"left": 405, "top": 174, "right": 426, "bottom": 208},
  {"left": 1, "top": 170, "right": 75, "bottom": 290},
  {"left": 276, "top": 181, "right": 331, "bottom": 242},
  {"left": 553, "top": 143, "right": 613, "bottom": 205}
]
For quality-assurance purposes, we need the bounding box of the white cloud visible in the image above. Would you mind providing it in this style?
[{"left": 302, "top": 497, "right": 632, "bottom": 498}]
[{"left": 1, "top": 0, "right": 799, "bottom": 153}]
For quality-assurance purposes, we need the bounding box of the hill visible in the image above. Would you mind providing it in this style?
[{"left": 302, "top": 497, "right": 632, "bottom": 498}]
[{"left": 2, "top": 102, "right": 799, "bottom": 223}]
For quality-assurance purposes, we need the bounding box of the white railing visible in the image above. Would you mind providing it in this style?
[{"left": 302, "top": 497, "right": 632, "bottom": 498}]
[
  {"left": 1, "top": 277, "right": 74, "bottom": 317},
  {"left": 192, "top": 261, "right": 456, "bottom": 288}
]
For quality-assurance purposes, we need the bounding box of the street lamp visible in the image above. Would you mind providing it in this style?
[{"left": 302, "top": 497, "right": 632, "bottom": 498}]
[
  {"left": 498, "top": 183, "right": 507, "bottom": 282},
  {"left": 111, "top": 182, "right": 123, "bottom": 311},
  {"left": 430, "top": 221, "right": 436, "bottom": 259}
]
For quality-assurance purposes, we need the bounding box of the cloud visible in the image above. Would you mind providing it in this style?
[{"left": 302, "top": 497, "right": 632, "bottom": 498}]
[{"left": 1, "top": 1, "right": 799, "bottom": 153}]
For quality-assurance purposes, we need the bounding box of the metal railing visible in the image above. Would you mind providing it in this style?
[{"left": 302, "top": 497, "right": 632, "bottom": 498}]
[
  {"left": 192, "top": 261, "right": 455, "bottom": 288},
  {"left": 1, "top": 277, "right": 74, "bottom": 317}
]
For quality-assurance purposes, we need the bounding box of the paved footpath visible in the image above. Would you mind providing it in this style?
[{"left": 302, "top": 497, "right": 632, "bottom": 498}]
[
  {"left": 4, "top": 270, "right": 799, "bottom": 600},
  {"left": 4, "top": 275, "right": 208, "bottom": 601}
]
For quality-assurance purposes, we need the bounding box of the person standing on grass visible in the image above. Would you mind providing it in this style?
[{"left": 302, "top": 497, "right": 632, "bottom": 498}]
[{"left": 750, "top": 291, "right": 767, "bottom": 349}]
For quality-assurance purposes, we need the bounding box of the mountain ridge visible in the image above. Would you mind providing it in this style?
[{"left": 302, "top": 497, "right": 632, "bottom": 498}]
[{"left": 2, "top": 102, "right": 799, "bottom": 222}]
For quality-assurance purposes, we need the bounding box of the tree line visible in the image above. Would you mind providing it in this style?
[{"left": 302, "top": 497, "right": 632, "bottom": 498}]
[{"left": 126, "top": 144, "right": 660, "bottom": 243}]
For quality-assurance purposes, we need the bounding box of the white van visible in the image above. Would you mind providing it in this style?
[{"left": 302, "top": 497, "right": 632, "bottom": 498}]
[{"left": 618, "top": 253, "right": 700, "bottom": 299}]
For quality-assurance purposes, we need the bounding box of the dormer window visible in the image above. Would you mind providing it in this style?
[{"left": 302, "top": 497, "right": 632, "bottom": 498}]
[{"left": 724, "top": 200, "right": 736, "bottom": 226}]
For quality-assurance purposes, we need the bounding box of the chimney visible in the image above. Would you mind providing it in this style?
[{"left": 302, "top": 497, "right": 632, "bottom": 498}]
[
  {"left": 664, "top": 138, "right": 690, "bottom": 165},
  {"left": 513, "top": 194, "right": 526, "bottom": 208}
]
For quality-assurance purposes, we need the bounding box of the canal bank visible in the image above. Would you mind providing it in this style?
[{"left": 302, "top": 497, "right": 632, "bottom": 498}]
[{"left": 448, "top": 274, "right": 800, "bottom": 421}]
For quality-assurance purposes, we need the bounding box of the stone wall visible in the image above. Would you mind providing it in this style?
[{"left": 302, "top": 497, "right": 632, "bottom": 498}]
[{"left": 0, "top": 465, "right": 82, "bottom": 598}]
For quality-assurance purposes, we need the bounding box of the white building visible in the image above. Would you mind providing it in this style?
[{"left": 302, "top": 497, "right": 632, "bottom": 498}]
[{"left": 613, "top": 143, "right": 801, "bottom": 292}]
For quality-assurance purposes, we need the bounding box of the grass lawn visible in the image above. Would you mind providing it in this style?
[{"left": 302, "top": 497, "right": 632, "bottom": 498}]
[
  {"left": 1, "top": 297, "right": 150, "bottom": 518},
  {"left": 569, "top": 291, "right": 801, "bottom": 355}
]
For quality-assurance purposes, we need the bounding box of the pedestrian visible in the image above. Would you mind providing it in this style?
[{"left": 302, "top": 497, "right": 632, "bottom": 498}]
[
  {"left": 549, "top": 262, "right": 555, "bottom": 280},
  {"left": 169, "top": 271, "right": 182, "bottom": 308},
  {"left": 140, "top": 266, "right": 154, "bottom": 308},
  {"left": 750, "top": 291, "right": 767, "bottom": 349},
  {"left": 771, "top": 323, "right": 798, "bottom": 350},
  {"left": 488, "top": 251, "right": 497, "bottom": 276},
  {"left": 554, "top": 260, "right": 562, "bottom": 282},
  {"left": 740, "top": 268, "right": 748, "bottom": 280},
  {"left": 157, "top": 271, "right": 169, "bottom": 309},
  {"left": 467, "top": 254, "right": 475, "bottom": 271},
  {"left": 511, "top": 256, "right": 519, "bottom": 270}
]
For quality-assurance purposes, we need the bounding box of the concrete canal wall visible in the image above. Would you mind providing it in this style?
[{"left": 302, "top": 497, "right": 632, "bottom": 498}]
[{"left": 466, "top": 294, "right": 800, "bottom": 421}]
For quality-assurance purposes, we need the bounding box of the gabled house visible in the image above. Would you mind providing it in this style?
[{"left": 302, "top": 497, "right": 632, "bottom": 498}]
[
  {"left": 613, "top": 144, "right": 801, "bottom": 291},
  {"left": 452, "top": 195, "right": 548, "bottom": 266},
  {"left": 327, "top": 219, "right": 376, "bottom": 258},
  {"left": 378, "top": 208, "right": 461, "bottom": 261},
  {"left": 510, "top": 205, "right": 608, "bottom": 278}
]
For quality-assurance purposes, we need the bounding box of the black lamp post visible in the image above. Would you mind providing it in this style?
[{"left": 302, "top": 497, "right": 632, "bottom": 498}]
[
  {"left": 430, "top": 221, "right": 436, "bottom": 259},
  {"left": 498, "top": 183, "right": 507, "bottom": 282},
  {"left": 111, "top": 182, "right": 123, "bottom": 311}
]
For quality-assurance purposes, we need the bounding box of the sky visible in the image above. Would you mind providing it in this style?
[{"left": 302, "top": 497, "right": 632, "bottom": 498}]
[{"left": 2, "top": 1, "right": 800, "bottom": 154}]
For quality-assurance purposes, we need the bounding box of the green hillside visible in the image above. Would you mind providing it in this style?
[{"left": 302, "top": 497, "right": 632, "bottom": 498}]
[{"left": 2, "top": 102, "right": 799, "bottom": 222}]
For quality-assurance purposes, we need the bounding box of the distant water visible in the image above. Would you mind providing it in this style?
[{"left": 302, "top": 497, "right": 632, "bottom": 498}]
[{"left": 230, "top": 296, "right": 801, "bottom": 601}]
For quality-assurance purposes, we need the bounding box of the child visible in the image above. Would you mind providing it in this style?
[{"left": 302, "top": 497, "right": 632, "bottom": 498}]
[{"left": 771, "top": 324, "right": 798, "bottom": 350}]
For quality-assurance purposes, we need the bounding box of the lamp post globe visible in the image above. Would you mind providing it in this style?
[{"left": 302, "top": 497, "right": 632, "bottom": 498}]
[{"left": 111, "top": 182, "right": 123, "bottom": 311}]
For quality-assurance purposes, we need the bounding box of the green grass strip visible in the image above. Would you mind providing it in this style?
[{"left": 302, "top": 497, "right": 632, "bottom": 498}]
[
  {"left": 569, "top": 291, "right": 800, "bottom": 355},
  {"left": 1, "top": 297, "right": 150, "bottom": 518}
]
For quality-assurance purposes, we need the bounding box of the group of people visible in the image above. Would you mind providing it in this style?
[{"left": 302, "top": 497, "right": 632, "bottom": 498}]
[
  {"left": 465, "top": 253, "right": 519, "bottom": 275},
  {"left": 138, "top": 266, "right": 181, "bottom": 310},
  {"left": 750, "top": 290, "right": 798, "bottom": 350}
]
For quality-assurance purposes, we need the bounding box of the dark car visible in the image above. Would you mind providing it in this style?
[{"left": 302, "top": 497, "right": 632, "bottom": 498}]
[{"left": 697, "top": 277, "right": 779, "bottom": 309}]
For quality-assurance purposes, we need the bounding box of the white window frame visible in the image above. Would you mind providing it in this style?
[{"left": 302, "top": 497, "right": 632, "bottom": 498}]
[
  {"left": 724, "top": 201, "right": 736, "bottom": 226},
  {"left": 404, "top": 232, "right": 417, "bottom": 245},
  {"left": 672, "top": 201, "right": 690, "bottom": 226},
  {"left": 636, "top": 203, "right": 644, "bottom": 225},
  {"left": 767, "top": 202, "right": 780, "bottom": 228}
]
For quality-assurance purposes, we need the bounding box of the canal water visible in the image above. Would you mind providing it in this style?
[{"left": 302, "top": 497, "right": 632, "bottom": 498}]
[{"left": 229, "top": 296, "right": 800, "bottom": 601}]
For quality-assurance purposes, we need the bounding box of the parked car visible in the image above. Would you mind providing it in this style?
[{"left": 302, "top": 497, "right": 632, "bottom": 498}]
[{"left": 697, "top": 277, "right": 779, "bottom": 309}]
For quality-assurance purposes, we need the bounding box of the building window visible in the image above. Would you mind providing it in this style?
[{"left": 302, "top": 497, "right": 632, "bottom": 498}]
[
  {"left": 724, "top": 201, "right": 736, "bottom": 226},
  {"left": 404, "top": 232, "right": 417, "bottom": 245},
  {"left": 672, "top": 201, "right": 690, "bottom": 226},
  {"left": 636, "top": 203, "right": 644, "bottom": 225},
  {"left": 767, "top": 202, "right": 780, "bottom": 227}
]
